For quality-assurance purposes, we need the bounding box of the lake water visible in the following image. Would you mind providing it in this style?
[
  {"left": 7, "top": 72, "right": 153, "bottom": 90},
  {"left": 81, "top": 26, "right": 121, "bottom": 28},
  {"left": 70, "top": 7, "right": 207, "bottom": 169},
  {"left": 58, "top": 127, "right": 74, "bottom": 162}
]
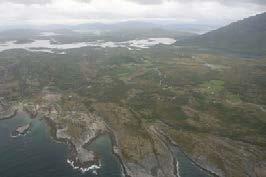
[
  {"left": 0, "top": 112, "right": 212, "bottom": 177},
  {"left": 0, "top": 38, "right": 176, "bottom": 53}
]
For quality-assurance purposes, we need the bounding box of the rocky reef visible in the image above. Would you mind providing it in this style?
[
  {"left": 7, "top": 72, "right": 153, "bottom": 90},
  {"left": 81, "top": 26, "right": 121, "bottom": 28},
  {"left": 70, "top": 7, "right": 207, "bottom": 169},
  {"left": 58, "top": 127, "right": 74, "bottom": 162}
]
[{"left": 11, "top": 123, "right": 31, "bottom": 137}]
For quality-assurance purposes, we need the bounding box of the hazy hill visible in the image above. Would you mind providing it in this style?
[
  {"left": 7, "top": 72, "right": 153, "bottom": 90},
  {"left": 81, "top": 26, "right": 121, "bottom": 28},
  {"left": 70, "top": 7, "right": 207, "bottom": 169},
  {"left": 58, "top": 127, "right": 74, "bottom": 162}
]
[
  {"left": 72, "top": 21, "right": 216, "bottom": 33},
  {"left": 177, "top": 12, "right": 266, "bottom": 56},
  {"left": 0, "top": 21, "right": 197, "bottom": 43}
]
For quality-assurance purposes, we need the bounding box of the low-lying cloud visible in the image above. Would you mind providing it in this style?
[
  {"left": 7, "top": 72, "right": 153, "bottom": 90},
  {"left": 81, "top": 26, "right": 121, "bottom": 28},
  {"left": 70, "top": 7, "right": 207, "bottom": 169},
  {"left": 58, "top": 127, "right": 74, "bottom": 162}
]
[
  {"left": 0, "top": 0, "right": 265, "bottom": 27},
  {"left": 1, "top": 0, "right": 266, "bottom": 6},
  {"left": 0, "top": 0, "right": 51, "bottom": 4},
  {"left": 126, "top": 0, "right": 266, "bottom": 5}
]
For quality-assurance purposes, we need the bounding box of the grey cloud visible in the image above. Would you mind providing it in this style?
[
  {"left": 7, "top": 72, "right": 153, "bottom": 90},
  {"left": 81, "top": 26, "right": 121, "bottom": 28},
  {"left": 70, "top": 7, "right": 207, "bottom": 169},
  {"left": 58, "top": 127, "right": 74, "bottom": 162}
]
[
  {"left": 0, "top": 0, "right": 51, "bottom": 5},
  {"left": 126, "top": 0, "right": 163, "bottom": 5},
  {"left": 74, "top": 0, "right": 162, "bottom": 4},
  {"left": 216, "top": 0, "right": 266, "bottom": 5},
  {"left": 2, "top": 0, "right": 266, "bottom": 6},
  {"left": 72, "top": 0, "right": 162, "bottom": 4},
  {"left": 125, "top": 0, "right": 266, "bottom": 5},
  {"left": 73, "top": 0, "right": 92, "bottom": 3}
]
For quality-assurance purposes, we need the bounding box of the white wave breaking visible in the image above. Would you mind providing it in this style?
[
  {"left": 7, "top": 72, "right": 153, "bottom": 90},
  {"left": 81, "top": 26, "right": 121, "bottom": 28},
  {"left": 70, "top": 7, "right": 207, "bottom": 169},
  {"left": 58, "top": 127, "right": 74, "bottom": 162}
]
[
  {"left": 176, "top": 160, "right": 181, "bottom": 177},
  {"left": 66, "top": 159, "right": 101, "bottom": 174}
]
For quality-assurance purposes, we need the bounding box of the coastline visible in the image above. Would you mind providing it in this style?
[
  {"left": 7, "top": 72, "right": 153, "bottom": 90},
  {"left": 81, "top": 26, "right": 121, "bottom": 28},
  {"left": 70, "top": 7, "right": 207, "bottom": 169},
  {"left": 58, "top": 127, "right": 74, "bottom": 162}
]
[
  {"left": 157, "top": 127, "right": 221, "bottom": 177},
  {"left": 108, "top": 131, "right": 131, "bottom": 177},
  {"left": 11, "top": 122, "right": 32, "bottom": 138},
  {"left": 99, "top": 115, "right": 132, "bottom": 177},
  {"left": 43, "top": 116, "right": 102, "bottom": 174},
  {"left": 0, "top": 103, "right": 220, "bottom": 177}
]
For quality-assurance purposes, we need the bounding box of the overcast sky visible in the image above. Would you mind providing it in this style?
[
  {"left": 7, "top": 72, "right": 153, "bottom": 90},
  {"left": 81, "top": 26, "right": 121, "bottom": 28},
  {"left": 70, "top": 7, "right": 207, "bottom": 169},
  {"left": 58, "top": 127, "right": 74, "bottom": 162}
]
[{"left": 0, "top": 0, "right": 265, "bottom": 27}]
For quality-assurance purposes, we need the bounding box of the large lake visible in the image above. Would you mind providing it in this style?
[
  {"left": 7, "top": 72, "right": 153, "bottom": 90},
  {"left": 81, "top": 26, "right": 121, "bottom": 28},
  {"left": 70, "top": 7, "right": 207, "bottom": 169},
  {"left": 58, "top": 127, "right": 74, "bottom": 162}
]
[
  {"left": 0, "top": 112, "right": 212, "bottom": 177},
  {"left": 0, "top": 38, "right": 176, "bottom": 53}
]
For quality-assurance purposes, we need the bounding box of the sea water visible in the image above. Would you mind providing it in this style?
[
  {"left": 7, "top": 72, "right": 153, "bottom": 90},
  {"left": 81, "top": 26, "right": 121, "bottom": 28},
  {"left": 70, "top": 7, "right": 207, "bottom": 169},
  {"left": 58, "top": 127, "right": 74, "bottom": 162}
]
[{"left": 0, "top": 112, "right": 121, "bottom": 177}]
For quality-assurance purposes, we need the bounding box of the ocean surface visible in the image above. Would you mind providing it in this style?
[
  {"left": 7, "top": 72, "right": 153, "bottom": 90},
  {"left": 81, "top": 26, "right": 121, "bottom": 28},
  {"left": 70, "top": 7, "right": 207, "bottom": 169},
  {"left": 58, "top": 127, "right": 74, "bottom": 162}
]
[{"left": 0, "top": 112, "right": 212, "bottom": 177}]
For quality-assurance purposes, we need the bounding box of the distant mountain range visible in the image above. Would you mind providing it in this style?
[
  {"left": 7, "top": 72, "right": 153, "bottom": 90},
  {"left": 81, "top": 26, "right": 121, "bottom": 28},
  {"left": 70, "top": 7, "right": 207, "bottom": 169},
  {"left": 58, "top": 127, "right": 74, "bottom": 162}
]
[
  {"left": 0, "top": 21, "right": 207, "bottom": 42},
  {"left": 70, "top": 21, "right": 217, "bottom": 34},
  {"left": 0, "top": 20, "right": 218, "bottom": 34},
  {"left": 177, "top": 12, "right": 266, "bottom": 56}
]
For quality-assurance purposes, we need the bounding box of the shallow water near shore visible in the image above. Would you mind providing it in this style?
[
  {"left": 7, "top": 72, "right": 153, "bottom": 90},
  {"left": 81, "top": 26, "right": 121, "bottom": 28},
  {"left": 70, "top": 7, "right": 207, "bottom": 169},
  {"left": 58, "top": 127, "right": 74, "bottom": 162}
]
[{"left": 0, "top": 112, "right": 212, "bottom": 177}]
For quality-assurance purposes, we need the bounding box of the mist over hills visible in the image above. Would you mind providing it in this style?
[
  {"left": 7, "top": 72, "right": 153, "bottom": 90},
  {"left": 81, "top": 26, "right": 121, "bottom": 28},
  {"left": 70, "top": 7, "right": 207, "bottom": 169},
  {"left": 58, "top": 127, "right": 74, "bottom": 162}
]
[
  {"left": 0, "top": 20, "right": 217, "bottom": 34},
  {"left": 0, "top": 21, "right": 206, "bottom": 42}
]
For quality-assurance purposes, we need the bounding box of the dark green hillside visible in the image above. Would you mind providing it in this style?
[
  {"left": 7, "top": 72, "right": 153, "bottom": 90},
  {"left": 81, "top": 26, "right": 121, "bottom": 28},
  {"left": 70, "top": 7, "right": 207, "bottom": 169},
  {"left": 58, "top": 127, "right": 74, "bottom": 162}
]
[{"left": 177, "top": 12, "right": 266, "bottom": 55}]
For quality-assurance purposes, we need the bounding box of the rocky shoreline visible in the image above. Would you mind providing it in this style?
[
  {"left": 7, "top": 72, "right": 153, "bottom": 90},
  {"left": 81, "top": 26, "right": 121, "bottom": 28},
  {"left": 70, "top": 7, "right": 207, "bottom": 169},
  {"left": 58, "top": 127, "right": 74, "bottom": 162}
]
[
  {"left": 0, "top": 100, "right": 104, "bottom": 175},
  {"left": 44, "top": 109, "right": 153, "bottom": 177},
  {"left": 11, "top": 123, "right": 32, "bottom": 138},
  {"left": 0, "top": 104, "right": 104, "bottom": 175},
  {"left": 93, "top": 103, "right": 183, "bottom": 177},
  {"left": 66, "top": 159, "right": 101, "bottom": 174},
  {"left": 0, "top": 98, "right": 224, "bottom": 177},
  {"left": 154, "top": 124, "right": 221, "bottom": 177},
  {"left": 43, "top": 116, "right": 102, "bottom": 174}
]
